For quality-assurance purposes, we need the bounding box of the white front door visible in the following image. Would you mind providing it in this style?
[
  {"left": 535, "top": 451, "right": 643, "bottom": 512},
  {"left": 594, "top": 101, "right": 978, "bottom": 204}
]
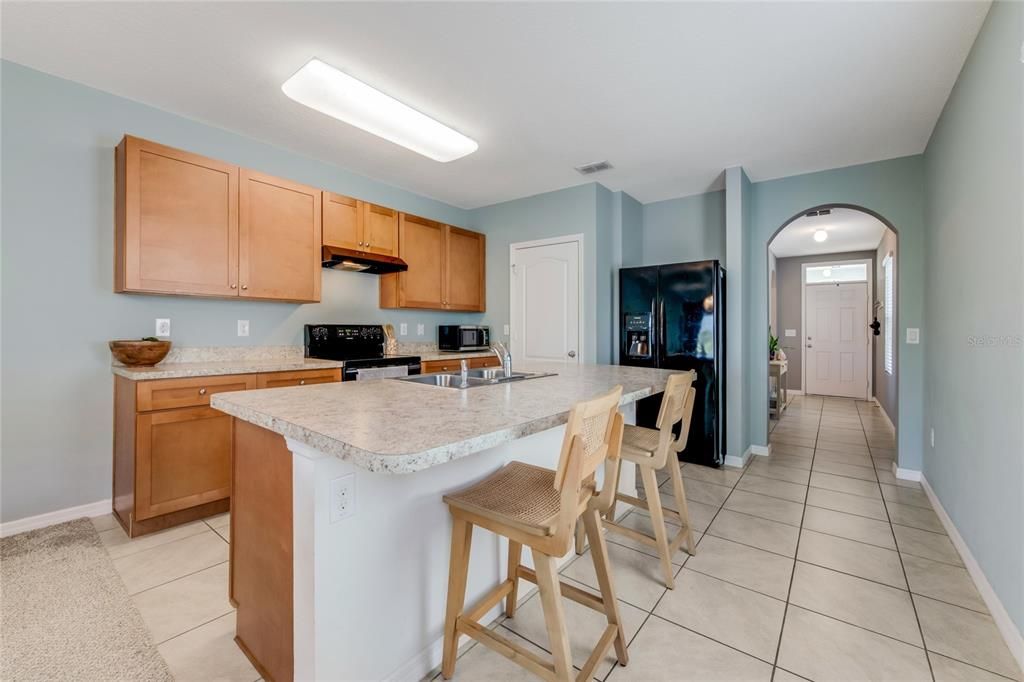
[
  {"left": 805, "top": 282, "right": 869, "bottom": 399},
  {"left": 510, "top": 237, "right": 581, "bottom": 366}
]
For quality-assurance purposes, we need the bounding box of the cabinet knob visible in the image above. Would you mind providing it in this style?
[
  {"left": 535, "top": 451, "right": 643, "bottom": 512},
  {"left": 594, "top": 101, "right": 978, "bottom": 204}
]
[
  {"left": 299, "top": 379, "right": 306, "bottom": 385},
  {"left": 199, "top": 388, "right": 207, "bottom": 395},
  {"left": 241, "top": 285, "right": 248, "bottom": 290},
  {"left": 230, "top": 284, "right": 237, "bottom": 289}
]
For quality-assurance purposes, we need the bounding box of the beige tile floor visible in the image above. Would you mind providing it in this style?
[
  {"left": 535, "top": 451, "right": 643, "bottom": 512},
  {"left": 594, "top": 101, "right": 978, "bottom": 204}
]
[
  {"left": 90, "top": 395, "right": 1021, "bottom": 682},
  {"left": 438, "top": 395, "right": 1023, "bottom": 682}
]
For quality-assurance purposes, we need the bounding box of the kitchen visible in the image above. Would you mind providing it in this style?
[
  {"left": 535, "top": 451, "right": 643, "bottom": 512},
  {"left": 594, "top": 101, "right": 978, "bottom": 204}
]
[{"left": 3, "top": 3, "right": 1023, "bottom": 682}]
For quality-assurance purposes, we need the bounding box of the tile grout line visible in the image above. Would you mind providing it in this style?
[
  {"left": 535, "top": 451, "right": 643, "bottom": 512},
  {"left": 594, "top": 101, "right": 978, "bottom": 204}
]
[{"left": 769, "top": 396, "right": 823, "bottom": 680}]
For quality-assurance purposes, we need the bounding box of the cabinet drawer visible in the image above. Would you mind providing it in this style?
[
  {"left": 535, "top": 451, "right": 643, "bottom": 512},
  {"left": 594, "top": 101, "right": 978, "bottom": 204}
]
[
  {"left": 135, "top": 406, "right": 232, "bottom": 521},
  {"left": 137, "top": 374, "right": 257, "bottom": 412},
  {"left": 256, "top": 368, "right": 341, "bottom": 389},
  {"left": 469, "top": 357, "right": 501, "bottom": 369},
  {"left": 421, "top": 359, "right": 460, "bottom": 374}
]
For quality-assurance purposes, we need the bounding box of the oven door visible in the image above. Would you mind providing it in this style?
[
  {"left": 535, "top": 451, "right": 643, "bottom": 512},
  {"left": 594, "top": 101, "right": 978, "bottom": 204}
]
[{"left": 342, "top": 359, "right": 421, "bottom": 381}]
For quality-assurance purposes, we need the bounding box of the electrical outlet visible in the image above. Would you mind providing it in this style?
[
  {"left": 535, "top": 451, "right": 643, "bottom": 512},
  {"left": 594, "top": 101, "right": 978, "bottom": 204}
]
[
  {"left": 930, "top": 428, "right": 935, "bottom": 448},
  {"left": 399, "top": 323, "right": 408, "bottom": 336},
  {"left": 237, "top": 320, "right": 250, "bottom": 337},
  {"left": 784, "top": 329, "right": 797, "bottom": 337},
  {"left": 329, "top": 474, "right": 356, "bottom": 524},
  {"left": 155, "top": 318, "right": 171, "bottom": 337},
  {"left": 906, "top": 328, "right": 920, "bottom": 344},
  {"left": 416, "top": 324, "right": 424, "bottom": 336},
  {"left": 503, "top": 324, "right": 510, "bottom": 336}
]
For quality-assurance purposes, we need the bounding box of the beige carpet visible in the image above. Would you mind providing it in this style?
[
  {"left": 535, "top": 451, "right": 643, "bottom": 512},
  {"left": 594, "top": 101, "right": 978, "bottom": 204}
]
[{"left": 1, "top": 518, "right": 173, "bottom": 681}]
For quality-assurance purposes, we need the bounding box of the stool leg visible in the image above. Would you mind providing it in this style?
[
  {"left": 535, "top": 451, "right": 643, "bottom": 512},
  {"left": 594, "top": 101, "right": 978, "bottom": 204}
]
[
  {"left": 531, "top": 548, "right": 574, "bottom": 681},
  {"left": 583, "top": 508, "right": 629, "bottom": 666},
  {"left": 505, "top": 540, "right": 522, "bottom": 617},
  {"left": 639, "top": 465, "right": 676, "bottom": 589},
  {"left": 668, "top": 461, "right": 696, "bottom": 556},
  {"left": 574, "top": 519, "right": 586, "bottom": 555},
  {"left": 441, "top": 516, "right": 473, "bottom": 679}
]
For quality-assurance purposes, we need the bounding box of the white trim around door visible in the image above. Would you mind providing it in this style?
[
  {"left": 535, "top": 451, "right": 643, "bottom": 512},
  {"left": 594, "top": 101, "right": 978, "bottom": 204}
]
[
  {"left": 509, "top": 234, "right": 585, "bottom": 365},
  {"left": 800, "top": 258, "right": 873, "bottom": 399}
]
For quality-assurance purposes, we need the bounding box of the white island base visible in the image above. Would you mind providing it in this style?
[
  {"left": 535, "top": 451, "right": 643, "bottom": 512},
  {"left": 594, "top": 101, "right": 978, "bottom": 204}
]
[{"left": 283, "top": 404, "right": 637, "bottom": 682}]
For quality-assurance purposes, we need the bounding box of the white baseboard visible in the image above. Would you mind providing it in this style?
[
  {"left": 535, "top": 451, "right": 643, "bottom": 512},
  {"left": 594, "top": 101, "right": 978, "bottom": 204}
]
[
  {"left": 920, "top": 475, "right": 1024, "bottom": 671},
  {"left": 0, "top": 499, "right": 112, "bottom": 538},
  {"left": 787, "top": 389, "right": 804, "bottom": 396},
  {"left": 891, "top": 461, "right": 922, "bottom": 482},
  {"left": 726, "top": 444, "right": 770, "bottom": 468},
  {"left": 750, "top": 444, "right": 771, "bottom": 457}
]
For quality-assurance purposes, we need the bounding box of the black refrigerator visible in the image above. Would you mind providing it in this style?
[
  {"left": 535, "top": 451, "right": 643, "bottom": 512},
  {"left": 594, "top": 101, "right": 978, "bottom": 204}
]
[{"left": 619, "top": 260, "right": 726, "bottom": 467}]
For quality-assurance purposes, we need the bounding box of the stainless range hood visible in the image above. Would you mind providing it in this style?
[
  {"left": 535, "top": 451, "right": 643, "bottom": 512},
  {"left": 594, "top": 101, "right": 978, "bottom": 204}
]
[{"left": 321, "top": 246, "right": 408, "bottom": 274}]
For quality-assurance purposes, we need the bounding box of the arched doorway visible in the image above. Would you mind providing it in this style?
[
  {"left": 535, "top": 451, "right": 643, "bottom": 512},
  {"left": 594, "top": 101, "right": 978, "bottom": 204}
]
[{"left": 764, "top": 204, "right": 899, "bottom": 473}]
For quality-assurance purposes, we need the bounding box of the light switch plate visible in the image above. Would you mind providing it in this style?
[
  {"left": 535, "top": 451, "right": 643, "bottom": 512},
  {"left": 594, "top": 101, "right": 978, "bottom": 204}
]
[
  {"left": 784, "top": 329, "right": 796, "bottom": 337},
  {"left": 155, "top": 318, "right": 170, "bottom": 337},
  {"left": 416, "top": 324, "right": 424, "bottom": 336},
  {"left": 237, "top": 320, "right": 250, "bottom": 337},
  {"left": 399, "top": 323, "right": 408, "bottom": 336},
  {"left": 906, "top": 328, "right": 920, "bottom": 344},
  {"left": 504, "top": 324, "right": 510, "bottom": 336}
]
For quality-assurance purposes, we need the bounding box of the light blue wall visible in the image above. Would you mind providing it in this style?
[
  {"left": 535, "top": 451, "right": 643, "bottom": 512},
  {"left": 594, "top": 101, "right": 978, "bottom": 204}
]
[
  {"left": 595, "top": 185, "right": 616, "bottom": 364},
  {"left": 746, "top": 156, "right": 927, "bottom": 472},
  {"left": 470, "top": 183, "right": 603, "bottom": 363},
  {"left": 0, "top": 61, "right": 479, "bottom": 522},
  {"left": 641, "top": 190, "right": 726, "bottom": 265},
  {"left": 725, "top": 168, "right": 751, "bottom": 458},
  {"left": 620, "top": 192, "right": 644, "bottom": 268},
  {"left": 922, "top": 0, "right": 1023, "bottom": 633}
]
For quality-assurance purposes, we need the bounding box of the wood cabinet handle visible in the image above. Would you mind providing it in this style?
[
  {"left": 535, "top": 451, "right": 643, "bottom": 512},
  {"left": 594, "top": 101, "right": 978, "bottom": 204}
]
[
  {"left": 241, "top": 285, "right": 248, "bottom": 290},
  {"left": 230, "top": 284, "right": 237, "bottom": 289},
  {"left": 299, "top": 380, "right": 306, "bottom": 385},
  {"left": 199, "top": 388, "right": 207, "bottom": 395}
]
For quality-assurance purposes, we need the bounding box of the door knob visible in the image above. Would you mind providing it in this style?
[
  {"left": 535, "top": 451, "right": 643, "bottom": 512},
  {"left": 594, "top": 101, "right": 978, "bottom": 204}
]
[
  {"left": 568, "top": 350, "right": 577, "bottom": 358},
  {"left": 806, "top": 344, "right": 813, "bottom": 348}
]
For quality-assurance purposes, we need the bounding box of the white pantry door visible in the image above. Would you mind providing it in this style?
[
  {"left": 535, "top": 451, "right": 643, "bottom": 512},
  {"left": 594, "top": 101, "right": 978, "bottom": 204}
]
[
  {"left": 805, "top": 282, "right": 869, "bottom": 399},
  {"left": 510, "top": 237, "right": 581, "bottom": 366}
]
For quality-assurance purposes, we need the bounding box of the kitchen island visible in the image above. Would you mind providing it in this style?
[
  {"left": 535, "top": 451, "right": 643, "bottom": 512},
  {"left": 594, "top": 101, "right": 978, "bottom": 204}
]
[{"left": 211, "top": 362, "right": 676, "bottom": 682}]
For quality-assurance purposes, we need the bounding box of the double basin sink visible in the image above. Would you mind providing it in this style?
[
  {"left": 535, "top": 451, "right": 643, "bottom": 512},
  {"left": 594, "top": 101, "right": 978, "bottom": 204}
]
[{"left": 398, "top": 367, "right": 554, "bottom": 389}]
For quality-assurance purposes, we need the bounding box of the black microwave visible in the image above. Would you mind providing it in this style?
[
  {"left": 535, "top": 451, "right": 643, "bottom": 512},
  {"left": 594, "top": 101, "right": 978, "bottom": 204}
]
[{"left": 438, "top": 325, "right": 490, "bottom": 351}]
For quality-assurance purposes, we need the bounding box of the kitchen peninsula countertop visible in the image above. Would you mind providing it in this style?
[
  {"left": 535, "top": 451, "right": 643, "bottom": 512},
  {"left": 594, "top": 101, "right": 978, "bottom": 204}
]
[
  {"left": 211, "top": 362, "right": 675, "bottom": 474},
  {"left": 111, "top": 357, "right": 345, "bottom": 381}
]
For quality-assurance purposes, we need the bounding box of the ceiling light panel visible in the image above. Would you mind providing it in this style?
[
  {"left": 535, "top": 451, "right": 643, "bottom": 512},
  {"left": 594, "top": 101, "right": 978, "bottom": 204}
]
[
  {"left": 813, "top": 230, "right": 828, "bottom": 242},
  {"left": 282, "top": 58, "right": 478, "bottom": 163}
]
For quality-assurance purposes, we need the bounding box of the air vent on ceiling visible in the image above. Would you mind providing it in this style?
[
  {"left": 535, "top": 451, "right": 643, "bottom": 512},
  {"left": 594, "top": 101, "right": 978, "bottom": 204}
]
[
  {"left": 804, "top": 208, "right": 832, "bottom": 217},
  {"left": 574, "top": 160, "right": 614, "bottom": 175}
]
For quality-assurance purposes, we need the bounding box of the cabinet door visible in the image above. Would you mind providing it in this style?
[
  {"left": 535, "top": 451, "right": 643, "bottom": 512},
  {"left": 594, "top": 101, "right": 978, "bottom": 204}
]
[
  {"left": 239, "top": 170, "right": 322, "bottom": 302},
  {"left": 469, "top": 356, "right": 501, "bottom": 369},
  {"left": 421, "top": 359, "right": 459, "bottom": 374},
  {"left": 323, "top": 192, "right": 362, "bottom": 251},
  {"left": 362, "top": 203, "right": 399, "bottom": 256},
  {"left": 135, "top": 406, "right": 232, "bottom": 521},
  {"left": 117, "top": 136, "right": 239, "bottom": 296},
  {"left": 445, "top": 227, "right": 486, "bottom": 311},
  {"left": 256, "top": 368, "right": 341, "bottom": 389},
  {"left": 397, "top": 214, "right": 446, "bottom": 309}
]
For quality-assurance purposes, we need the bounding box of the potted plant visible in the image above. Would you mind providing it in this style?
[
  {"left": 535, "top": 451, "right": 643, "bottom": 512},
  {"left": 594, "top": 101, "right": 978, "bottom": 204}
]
[{"left": 768, "top": 330, "right": 780, "bottom": 360}]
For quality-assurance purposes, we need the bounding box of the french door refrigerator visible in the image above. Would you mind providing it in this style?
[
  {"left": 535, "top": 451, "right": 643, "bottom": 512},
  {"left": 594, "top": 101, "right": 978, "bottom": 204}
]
[{"left": 620, "top": 260, "right": 726, "bottom": 467}]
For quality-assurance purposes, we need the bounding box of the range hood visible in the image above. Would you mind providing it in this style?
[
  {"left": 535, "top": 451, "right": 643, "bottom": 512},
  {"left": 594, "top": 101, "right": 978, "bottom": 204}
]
[{"left": 321, "top": 246, "right": 408, "bottom": 274}]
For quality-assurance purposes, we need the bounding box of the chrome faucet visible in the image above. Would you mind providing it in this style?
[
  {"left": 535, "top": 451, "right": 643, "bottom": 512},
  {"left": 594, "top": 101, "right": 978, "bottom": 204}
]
[
  {"left": 492, "top": 342, "right": 512, "bottom": 378},
  {"left": 459, "top": 359, "right": 469, "bottom": 388}
]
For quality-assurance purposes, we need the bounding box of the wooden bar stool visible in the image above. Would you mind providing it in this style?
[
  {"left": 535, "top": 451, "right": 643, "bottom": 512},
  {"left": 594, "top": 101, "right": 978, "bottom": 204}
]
[
  {"left": 595, "top": 371, "right": 698, "bottom": 589},
  {"left": 440, "top": 386, "right": 629, "bottom": 681}
]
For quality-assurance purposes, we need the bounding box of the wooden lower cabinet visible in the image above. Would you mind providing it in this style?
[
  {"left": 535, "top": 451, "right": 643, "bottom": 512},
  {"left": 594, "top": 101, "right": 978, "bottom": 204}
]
[{"left": 113, "top": 368, "right": 340, "bottom": 537}]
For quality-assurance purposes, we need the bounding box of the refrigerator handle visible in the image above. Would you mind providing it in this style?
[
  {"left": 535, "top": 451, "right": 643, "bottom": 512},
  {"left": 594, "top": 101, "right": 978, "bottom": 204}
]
[{"left": 659, "top": 299, "right": 666, "bottom": 359}]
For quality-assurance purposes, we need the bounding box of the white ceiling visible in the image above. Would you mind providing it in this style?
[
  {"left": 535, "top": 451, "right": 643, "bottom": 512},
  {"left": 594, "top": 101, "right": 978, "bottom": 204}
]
[
  {"left": 1, "top": 2, "right": 988, "bottom": 209},
  {"left": 770, "top": 208, "right": 888, "bottom": 258}
]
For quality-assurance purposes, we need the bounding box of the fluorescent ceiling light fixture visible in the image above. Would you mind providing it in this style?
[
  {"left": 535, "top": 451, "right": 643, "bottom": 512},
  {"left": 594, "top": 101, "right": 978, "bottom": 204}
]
[
  {"left": 813, "top": 229, "right": 828, "bottom": 242},
  {"left": 282, "top": 58, "right": 478, "bottom": 163}
]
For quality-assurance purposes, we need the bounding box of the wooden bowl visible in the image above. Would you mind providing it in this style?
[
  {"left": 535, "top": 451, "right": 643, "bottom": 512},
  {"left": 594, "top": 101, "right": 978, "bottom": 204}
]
[{"left": 109, "top": 340, "right": 172, "bottom": 366}]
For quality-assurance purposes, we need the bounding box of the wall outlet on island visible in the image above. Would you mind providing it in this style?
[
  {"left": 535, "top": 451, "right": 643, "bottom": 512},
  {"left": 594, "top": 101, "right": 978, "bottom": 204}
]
[
  {"left": 330, "top": 473, "right": 356, "bottom": 524},
  {"left": 155, "top": 318, "right": 170, "bottom": 337},
  {"left": 417, "top": 324, "right": 424, "bottom": 336},
  {"left": 237, "top": 320, "right": 250, "bottom": 337},
  {"left": 399, "top": 323, "right": 408, "bottom": 336},
  {"left": 504, "top": 325, "right": 510, "bottom": 336}
]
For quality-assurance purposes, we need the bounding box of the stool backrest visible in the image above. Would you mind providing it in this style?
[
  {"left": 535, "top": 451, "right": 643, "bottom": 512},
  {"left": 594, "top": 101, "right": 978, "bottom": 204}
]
[
  {"left": 552, "top": 385, "right": 624, "bottom": 546},
  {"left": 651, "top": 371, "right": 697, "bottom": 467}
]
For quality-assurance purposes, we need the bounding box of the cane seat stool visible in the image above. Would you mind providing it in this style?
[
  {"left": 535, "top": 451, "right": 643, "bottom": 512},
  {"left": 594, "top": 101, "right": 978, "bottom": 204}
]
[
  {"left": 598, "top": 371, "right": 699, "bottom": 589},
  {"left": 440, "top": 386, "right": 629, "bottom": 681}
]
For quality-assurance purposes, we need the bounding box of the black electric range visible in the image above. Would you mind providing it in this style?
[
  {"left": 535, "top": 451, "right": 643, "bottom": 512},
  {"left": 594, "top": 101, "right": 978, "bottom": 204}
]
[{"left": 304, "top": 324, "right": 420, "bottom": 381}]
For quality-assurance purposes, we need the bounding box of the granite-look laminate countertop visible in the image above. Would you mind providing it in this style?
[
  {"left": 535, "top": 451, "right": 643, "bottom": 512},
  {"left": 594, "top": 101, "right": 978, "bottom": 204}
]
[
  {"left": 111, "top": 357, "right": 345, "bottom": 381},
  {"left": 210, "top": 363, "right": 676, "bottom": 474},
  {"left": 398, "top": 350, "right": 497, "bottom": 362}
]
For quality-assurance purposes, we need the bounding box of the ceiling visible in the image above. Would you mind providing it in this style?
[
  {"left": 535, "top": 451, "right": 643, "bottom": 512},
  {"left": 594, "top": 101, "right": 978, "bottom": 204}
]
[
  {"left": 770, "top": 208, "right": 888, "bottom": 258},
  {"left": 1, "top": 2, "right": 989, "bottom": 209}
]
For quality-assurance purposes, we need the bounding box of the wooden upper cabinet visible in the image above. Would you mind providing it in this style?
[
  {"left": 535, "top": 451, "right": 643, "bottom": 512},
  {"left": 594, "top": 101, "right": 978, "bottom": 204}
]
[
  {"left": 362, "top": 203, "right": 399, "bottom": 257},
  {"left": 116, "top": 136, "right": 239, "bottom": 296},
  {"left": 380, "top": 215, "right": 486, "bottom": 312},
  {"left": 238, "top": 170, "right": 321, "bottom": 303},
  {"left": 445, "top": 227, "right": 486, "bottom": 311},
  {"left": 322, "top": 192, "right": 361, "bottom": 251}
]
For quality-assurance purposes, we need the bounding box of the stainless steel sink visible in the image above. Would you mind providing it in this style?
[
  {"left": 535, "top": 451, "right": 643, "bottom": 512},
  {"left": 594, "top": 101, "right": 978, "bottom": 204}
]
[{"left": 397, "top": 370, "right": 555, "bottom": 389}]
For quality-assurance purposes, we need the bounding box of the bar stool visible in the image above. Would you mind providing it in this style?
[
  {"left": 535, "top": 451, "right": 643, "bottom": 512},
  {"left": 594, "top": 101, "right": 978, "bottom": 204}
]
[
  {"left": 596, "top": 371, "right": 698, "bottom": 589},
  {"left": 440, "top": 386, "right": 629, "bottom": 681}
]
